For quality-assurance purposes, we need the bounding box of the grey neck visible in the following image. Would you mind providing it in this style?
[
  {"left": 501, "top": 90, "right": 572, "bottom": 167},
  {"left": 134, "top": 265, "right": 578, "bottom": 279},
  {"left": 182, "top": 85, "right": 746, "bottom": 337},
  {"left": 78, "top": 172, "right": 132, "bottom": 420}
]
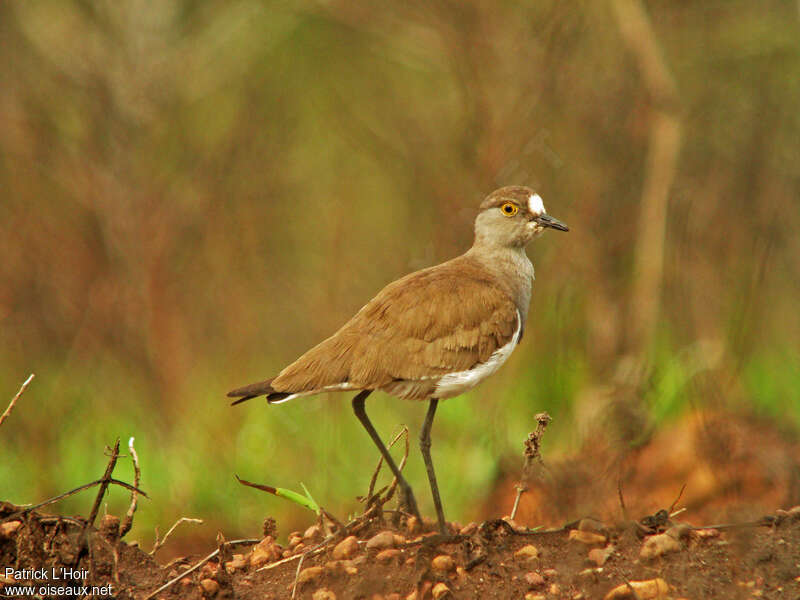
[{"left": 465, "top": 243, "right": 535, "bottom": 324}]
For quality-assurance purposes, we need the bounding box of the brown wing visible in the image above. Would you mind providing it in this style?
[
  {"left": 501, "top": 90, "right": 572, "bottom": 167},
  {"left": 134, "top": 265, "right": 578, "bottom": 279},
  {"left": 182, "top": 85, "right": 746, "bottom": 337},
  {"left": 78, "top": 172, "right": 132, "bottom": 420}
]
[{"left": 270, "top": 255, "right": 520, "bottom": 397}]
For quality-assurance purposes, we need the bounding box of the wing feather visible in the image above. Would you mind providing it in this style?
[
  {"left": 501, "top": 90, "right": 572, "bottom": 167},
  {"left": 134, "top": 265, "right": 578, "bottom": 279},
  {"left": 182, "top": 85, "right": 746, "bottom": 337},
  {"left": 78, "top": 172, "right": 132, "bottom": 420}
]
[{"left": 271, "top": 256, "right": 520, "bottom": 398}]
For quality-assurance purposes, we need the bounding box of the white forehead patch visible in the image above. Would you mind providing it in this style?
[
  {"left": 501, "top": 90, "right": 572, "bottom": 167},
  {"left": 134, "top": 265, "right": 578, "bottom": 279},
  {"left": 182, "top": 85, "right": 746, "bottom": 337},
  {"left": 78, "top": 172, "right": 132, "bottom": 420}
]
[{"left": 528, "top": 194, "right": 545, "bottom": 216}]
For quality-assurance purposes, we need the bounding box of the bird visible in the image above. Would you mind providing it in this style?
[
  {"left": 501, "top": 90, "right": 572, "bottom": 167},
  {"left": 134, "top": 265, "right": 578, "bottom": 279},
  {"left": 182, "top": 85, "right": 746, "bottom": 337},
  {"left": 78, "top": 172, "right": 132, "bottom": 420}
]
[{"left": 228, "top": 186, "right": 568, "bottom": 534}]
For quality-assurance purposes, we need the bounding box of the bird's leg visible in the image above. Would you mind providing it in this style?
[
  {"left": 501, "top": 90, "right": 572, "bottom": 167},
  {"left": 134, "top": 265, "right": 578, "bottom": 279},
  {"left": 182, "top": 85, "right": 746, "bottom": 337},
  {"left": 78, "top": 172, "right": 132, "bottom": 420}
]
[
  {"left": 420, "top": 398, "right": 447, "bottom": 534},
  {"left": 351, "top": 390, "right": 421, "bottom": 520}
]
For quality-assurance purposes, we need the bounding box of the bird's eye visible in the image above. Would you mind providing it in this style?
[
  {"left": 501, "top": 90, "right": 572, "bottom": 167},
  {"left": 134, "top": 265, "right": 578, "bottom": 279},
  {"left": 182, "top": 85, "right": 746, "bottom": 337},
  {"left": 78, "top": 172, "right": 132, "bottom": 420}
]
[{"left": 500, "top": 202, "right": 518, "bottom": 217}]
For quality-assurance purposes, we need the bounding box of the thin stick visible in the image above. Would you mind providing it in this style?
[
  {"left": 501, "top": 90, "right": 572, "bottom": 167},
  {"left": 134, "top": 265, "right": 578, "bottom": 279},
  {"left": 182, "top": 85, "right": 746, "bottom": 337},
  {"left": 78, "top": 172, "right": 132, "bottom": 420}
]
[
  {"left": 143, "top": 539, "right": 259, "bottom": 600},
  {"left": 2, "top": 478, "right": 148, "bottom": 523},
  {"left": 120, "top": 437, "right": 141, "bottom": 538},
  {"left": 0, "top": 373, "right": 34, "bottom": 428},
  {"left": 86, "top": 439, "right": 121, "bottom": 529},
  {"left": 290, "top": 550, "right": 306, "bottom": 600},
  {"left": 257, "top": 537, "right": 333, "bottom": 572},
  {"left": 367, "top": 426, "right": 409, "bottom": 501},
  {"left": 617, "top": 479, "right": 629, "bottom": 521},
  {"left": 150, "top": 517, "right": 204, "bottom": 556},
  {"left": 668, "top": 483, "right": 687, "bottom": 515},
  {"left": 510, "top": 412, "right": 551, "bottom": 521}
]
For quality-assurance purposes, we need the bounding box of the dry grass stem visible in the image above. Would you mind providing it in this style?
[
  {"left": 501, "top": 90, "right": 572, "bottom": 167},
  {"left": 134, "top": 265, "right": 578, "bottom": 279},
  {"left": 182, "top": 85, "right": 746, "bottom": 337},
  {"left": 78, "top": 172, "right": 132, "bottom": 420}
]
[
  {"left": 120, "top": 436, "right": 141, "bottom": 538},
  {"left": 150, "top": 517, "right": 204, "bottom": 556},
  {"left": 290, "top": 549, "right": 306, "bottom": 600},
  {"left": 365, "top": 425, "right": 410, "bottom": 507},
  {"left": 0, "top": 373, "right": 34, "bottom": 429},
  {"left": 511, "top": 412, "right": 552, "bottom": 521}
]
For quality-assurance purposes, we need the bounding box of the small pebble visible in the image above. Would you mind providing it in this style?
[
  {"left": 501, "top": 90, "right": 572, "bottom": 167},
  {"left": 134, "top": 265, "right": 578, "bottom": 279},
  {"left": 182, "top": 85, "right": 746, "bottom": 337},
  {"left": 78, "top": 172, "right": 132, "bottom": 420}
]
[
  {"left": 542, "top": 568, "right": 558, "bottom": 579},
  {"left": 514, "top": 545, "right": 540, "bottom": 561},
  {"left": 288, "top": 534, "right": 303, "bottom": 549},
  {"left": 225, "top": 554, "right": 247, "bottom": 573},
  {"left": 431, "top": 582, "right": 451, "bottom": 599},
  {"left": 332, "top": 536, "right": 359, "bottom": 560},
  {"left": 199, "top": 579, "right": 219, "bottom": 597},
  {"left": 249, "top": 537, "right": 283, "bottom": 567},
  {"left": 569, "top": 530, "right": 607, "bottom": 546},
  {"left": 550, "top": 583, "right": 560, "bottom": 595},
  {"left": 0, "top": 521, "right": 22, "bottom": 539},
  {"left": 297, "top": 566, "right": 325, "bottom": 585},
  {"left": 312, "top": 589, "right": 336, "bottom": 600},
  {"left": 432, "top": 555, "right": 456, "bottom": 572},
  {"left": 524, "top": 594, "right": 546, "bottom": 600},
  {"left": 640, "top": 533, "right": 681, "bottom": 560},
  {"left": 367, "top": 531, "right": 396, "bottom": 550},
  {"left": 304, "top": 524, "right": 322, "bottom": 540},
  {"left": 604, "top": 578, "right": 669, "bottom": 600},
  {"left": 376, "top": 549, "right": 402, "bottom": 563},
  {"left": 524, "top": 572, "right": 545, "bottom": 587}
]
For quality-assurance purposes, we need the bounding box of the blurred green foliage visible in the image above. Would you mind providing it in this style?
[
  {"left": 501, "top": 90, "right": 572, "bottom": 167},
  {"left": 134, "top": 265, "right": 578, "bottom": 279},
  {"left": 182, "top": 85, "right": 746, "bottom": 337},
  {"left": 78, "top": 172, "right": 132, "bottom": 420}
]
[{"left": 1, "top": 1, "right": 799, "bottom": 547}]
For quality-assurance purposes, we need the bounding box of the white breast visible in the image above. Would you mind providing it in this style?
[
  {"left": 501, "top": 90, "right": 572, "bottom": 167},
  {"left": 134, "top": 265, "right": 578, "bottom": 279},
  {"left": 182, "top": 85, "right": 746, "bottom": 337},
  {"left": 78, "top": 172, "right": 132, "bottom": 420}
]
[{"left": 433, "top": 310, "right": 522, "bottom": 399}]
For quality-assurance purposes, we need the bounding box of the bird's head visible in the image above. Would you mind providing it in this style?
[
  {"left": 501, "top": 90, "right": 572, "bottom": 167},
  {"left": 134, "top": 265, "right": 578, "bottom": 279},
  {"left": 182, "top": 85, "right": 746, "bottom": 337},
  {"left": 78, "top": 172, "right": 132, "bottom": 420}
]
[{"left": 474, "top": 186, "right": 569, "bottom": 248}]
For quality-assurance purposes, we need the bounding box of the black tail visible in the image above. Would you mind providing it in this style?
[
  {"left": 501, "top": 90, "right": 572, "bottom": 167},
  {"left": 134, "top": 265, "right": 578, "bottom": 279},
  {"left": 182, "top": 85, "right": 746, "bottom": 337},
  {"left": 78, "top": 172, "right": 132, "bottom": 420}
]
[{"left": 227, "top": 378, "right": 290, "bottom": 405}]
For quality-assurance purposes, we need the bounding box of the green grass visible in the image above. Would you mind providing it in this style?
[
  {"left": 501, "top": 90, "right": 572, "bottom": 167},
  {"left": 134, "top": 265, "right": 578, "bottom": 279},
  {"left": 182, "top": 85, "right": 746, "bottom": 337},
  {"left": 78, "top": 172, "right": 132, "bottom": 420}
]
[{"left": 2, "top": 340, "right": 798, "bottom": 546}]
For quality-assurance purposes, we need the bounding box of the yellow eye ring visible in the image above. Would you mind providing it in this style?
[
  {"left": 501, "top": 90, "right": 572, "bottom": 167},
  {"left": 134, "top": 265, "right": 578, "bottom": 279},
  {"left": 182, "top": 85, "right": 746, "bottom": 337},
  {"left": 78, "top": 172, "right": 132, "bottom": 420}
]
[{"left": 500, "top": 202, "right": 518, "bottom": 217}]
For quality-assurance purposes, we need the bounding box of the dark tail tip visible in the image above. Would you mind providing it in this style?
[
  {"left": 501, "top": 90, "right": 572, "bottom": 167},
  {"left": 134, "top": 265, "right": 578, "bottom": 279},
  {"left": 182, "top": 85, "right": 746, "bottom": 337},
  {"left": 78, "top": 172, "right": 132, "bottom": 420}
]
[
  {"left": 228, "top": 378, "right": 278, "bottom": 405},
  {"left": 230, "top": 394, "right": 257, "bottom": 406}
]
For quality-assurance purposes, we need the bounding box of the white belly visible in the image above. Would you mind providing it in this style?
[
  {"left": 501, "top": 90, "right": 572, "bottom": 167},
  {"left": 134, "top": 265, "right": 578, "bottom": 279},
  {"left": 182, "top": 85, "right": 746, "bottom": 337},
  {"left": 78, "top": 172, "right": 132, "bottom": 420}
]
[{"left": 433, "top": 310, "right": 521, "bottom": 399}]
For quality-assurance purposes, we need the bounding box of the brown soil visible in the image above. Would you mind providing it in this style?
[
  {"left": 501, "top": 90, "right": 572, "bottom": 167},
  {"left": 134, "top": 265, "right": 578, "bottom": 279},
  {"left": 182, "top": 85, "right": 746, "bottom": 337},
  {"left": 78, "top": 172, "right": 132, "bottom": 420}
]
[{"left": 2, "top": 501, "right": 800, "bottom": 600}]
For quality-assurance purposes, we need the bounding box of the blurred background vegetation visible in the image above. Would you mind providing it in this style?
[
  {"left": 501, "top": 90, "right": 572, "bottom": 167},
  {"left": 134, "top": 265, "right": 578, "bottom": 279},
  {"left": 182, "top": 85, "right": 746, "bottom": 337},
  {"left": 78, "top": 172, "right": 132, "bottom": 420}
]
[{"left": 2, "top": 1, "right": 799, "bottom": 551}]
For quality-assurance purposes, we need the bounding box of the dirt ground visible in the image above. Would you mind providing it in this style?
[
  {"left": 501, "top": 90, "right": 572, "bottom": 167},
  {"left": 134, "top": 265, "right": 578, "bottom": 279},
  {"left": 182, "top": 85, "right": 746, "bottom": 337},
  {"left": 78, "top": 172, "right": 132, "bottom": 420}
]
[
  {"left": 2, "top": 412, "right": 800, "bottom": 599},
  {"left": 2, "top": 500, "right": 800, "bottom": 600}
]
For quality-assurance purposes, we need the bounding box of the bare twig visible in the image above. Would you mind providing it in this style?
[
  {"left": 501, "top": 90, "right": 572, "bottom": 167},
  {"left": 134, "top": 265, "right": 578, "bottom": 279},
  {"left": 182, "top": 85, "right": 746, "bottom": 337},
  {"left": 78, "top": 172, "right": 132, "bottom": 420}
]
[
  {"left": 510, "top": 412, "right": 551, "bottom": 521},
  {"left": 86, "top": 439, "right": 122, "bottom": 530},
  {"left": 120, "top": 437, "right": 141, "bottom": 538},
  {"left": 2, "top": 478, "right": 147, "bottom": 524},
  {"left": 143, "top": 539, "right": 259, "bottom": 600},
  {"left": 367, "top": 426, "right": 408, "bottom": 498},
  {"left": 150, "top": 517, "right": 204, "bottom": 556},
  {"left": 617, "top": 479, "right": 629, "bottom": 521},
  {"left": 365, "top": 425, "right": 410, "bottom": 508},
  {"left": 0, "top": 373, "right": 34, "bottom": 429},
  {"left": 668, "top": 483, "right": 687, "bottom": 515}
]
